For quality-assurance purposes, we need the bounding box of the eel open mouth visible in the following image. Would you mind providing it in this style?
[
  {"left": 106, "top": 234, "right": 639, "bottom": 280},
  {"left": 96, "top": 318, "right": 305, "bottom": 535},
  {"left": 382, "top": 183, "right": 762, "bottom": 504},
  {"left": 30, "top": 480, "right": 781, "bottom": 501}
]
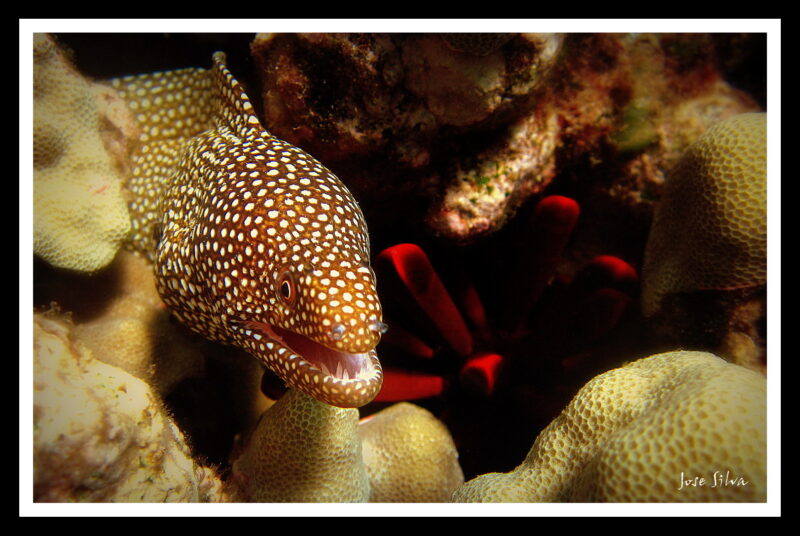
[
  {"left": 271, "top": 325, "right": 376, "bottom": 381},
  {"left": 231, "top": 319, "right": 383, "bottom": 408}
]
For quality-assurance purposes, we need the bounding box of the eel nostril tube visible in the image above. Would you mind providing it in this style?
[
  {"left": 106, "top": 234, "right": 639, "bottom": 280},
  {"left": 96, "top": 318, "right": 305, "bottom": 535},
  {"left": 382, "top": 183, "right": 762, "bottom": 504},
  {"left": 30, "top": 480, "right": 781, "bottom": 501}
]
[
  {"left": 370, "top": 319, "right": 389, "bottom": 335},
  {"left": 329, "top": 323, "right": 346, "bottom": 341}
]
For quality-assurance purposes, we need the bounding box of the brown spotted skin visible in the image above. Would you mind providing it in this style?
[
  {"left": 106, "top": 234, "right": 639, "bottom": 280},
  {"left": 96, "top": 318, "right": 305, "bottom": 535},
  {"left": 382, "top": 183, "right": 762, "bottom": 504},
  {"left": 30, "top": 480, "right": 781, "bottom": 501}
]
[{"left": 114, "top": 53, "right": 384, "bottom": 407}]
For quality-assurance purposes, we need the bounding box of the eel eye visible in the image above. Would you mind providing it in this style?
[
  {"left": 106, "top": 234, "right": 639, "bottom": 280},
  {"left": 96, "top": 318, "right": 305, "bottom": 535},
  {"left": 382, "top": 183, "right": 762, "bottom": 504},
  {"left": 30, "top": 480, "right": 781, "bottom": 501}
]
[{"left": 278, "top": 269, "right": 296, "bottom": 306}]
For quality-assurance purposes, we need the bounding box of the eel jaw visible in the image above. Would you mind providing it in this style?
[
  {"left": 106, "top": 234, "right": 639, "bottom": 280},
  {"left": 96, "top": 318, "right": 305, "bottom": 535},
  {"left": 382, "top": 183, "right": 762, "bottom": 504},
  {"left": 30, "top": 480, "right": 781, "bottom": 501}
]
[{"left": 231, "top": 319, "right": 383, "bottom": 408}]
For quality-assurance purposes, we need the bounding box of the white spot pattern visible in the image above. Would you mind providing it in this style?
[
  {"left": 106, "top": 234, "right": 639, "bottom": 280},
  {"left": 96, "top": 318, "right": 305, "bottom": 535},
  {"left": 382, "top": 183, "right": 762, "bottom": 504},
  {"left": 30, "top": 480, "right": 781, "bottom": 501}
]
[{"left": 113, "top": 52, "right": 384, "bottom": 407}]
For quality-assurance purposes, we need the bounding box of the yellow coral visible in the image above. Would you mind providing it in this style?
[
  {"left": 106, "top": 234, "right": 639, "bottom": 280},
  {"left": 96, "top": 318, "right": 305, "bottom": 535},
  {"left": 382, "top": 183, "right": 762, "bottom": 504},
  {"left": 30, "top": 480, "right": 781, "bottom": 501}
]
[
  {"left": 642, "top": 113, "right": 767, "bottom": 316},
  {"left": 359, "top": 402, "right": 464, "bottom": 502},
  {"left": 33, "top": 34, "right": 134, "bottom": 273},
  {"left": 231, "top": 389, "right": 371, "bottom": 502},
  {"left": 33, "top": 312, "right": 224, "bottom": 502},
  {"left": 452, "top": 351, "right": 766, "bottom": 502},
  {"left": 230, "top": 391, "right": 465, "bottom": 503}
]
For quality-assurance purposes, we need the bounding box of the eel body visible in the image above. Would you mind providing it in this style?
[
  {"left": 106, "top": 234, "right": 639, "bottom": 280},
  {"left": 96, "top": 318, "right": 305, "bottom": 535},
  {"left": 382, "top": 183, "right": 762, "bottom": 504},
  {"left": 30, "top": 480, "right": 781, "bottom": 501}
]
[{"left": 112, "top": 52, "right": 384, "bottom": 407}]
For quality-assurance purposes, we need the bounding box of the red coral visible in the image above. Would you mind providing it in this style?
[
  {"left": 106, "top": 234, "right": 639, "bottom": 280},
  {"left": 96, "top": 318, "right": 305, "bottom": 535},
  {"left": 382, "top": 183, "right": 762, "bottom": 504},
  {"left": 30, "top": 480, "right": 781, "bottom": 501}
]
[
  {"left": 369, "top": 195, "right": 641, "bottom": 478},
  {"left": 376, "top": 243, "right": 473, "bottom": 358}
]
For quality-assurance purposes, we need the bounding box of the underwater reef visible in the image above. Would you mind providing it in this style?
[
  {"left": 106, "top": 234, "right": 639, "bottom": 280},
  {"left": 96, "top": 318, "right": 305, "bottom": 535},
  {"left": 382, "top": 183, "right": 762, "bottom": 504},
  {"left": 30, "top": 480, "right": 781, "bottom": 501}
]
[{"left": 32, "top": 32, "right": 768, "bottom": 503}]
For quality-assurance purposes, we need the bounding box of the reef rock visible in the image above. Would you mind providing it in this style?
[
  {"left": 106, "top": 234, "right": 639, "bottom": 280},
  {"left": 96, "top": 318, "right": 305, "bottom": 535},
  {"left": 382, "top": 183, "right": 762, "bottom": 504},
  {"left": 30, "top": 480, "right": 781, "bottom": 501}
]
[
  {"left": 251, "top": 34, "right": 761, "bottom": 244},
  {"left": 452, "top": 350, "right": 766, "bottom": 502},
  {"left": 250, "top": 33, "right": 564, "bottom": 241},
  {"left": 251, "top": 33, "right": 562, "bottom": 167},
  {"left": 425, "top": 109, "right": 559, "bottom": 240},
  {"left": 33, "top": 34, "right": 135, "bottom": 273},
  {"left": 33, "top": 312, "right": 225, "bottom": 502}
]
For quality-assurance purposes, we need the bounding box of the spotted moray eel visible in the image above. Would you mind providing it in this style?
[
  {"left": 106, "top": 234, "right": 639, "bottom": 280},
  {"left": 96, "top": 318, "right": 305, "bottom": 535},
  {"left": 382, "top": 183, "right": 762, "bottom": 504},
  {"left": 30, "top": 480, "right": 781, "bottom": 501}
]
[{"left": 111, "top": 52, "right": 385, "bottom": 407}]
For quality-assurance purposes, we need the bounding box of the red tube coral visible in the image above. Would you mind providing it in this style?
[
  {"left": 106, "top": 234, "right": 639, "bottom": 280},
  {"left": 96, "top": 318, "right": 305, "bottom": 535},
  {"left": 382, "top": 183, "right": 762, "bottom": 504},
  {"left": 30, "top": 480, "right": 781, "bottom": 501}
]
[
  {"left": 376, "top": 243, "right": 473, "bottom": 357},
  {"left": 459, "top": 352, "right": 504, "bottom": 397},
  {"left": 375, "top": 370, "right": 445, "bottom": 402},
  {"left": 506, "top": 196, "right": 581, "bottom": 330}
]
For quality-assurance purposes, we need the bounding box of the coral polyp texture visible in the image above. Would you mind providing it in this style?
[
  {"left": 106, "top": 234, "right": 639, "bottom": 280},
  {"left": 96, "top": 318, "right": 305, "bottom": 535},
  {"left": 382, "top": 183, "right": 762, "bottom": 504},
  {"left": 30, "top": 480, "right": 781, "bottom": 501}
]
[
  {"left": 642, "top": 113, "right": 767, "bottom": 317},
  {"left": 641, "top": 113, "right": 767, "bottom": 371},
  {"left": 33, "top": 312, "right": 225, "bottom": 502},
  {"left": 359, "top": 402, "right": 464, "bottom": 502},
  {"left": 33, "top": 33, "right": 134, "bottom": 273},
  {"left": 229, "top": 389, "right": 463, "bottom": 502},
  {"left": 452, "top": 351, "right": 766, "bottom": 502},
  {"left": 231, "top": 388, "right": 371, "bottom": 502}
]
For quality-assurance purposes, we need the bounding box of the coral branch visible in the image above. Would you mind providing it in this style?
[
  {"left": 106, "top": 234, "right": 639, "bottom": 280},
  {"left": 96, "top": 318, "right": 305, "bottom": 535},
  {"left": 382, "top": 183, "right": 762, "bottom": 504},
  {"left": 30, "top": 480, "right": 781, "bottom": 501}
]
[
  {"left": 375, "top": 370, "right": 446, "bottom": 402},
  {"left": 459, "top": 352, "right": 504, "bottom": 397},
  {"left": 507, "top": 196, "right": 580, "bottom": 327},
  {"left": 376, "top": 243, "right": 473, "bottom": 357}
]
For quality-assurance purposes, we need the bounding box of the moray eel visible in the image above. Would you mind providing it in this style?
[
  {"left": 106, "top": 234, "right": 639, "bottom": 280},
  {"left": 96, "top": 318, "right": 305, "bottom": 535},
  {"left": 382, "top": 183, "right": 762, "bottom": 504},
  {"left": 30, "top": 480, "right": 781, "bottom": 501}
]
[{"left": 112, "top": 52, "right": 385, "bottom": 407}]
